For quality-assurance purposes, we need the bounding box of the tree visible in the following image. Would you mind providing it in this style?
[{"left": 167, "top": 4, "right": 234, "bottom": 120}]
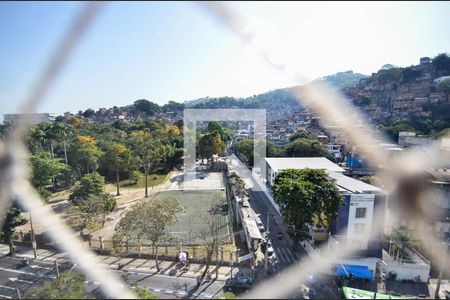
[
  {"left": 206, "top": 121, "right": 233, "bottom": 142},
  {"left": 82, "top": 108, "right": 95, "bottom": 118},
  {"left": 127, "top": 131, "right": 166, "bottom": 197},
  {"left": 198, "top": 132, "right": 225, "bottom": 162},
  {"left": 133, "top": 99, "right": 161, "bottom": 116},
  {"left": 400, "top": 67, "right": 421, "bottom": 84},
  {"left": 273, "top": 169, "right": 343, "bottom": 236},
  {"left": 113, "top": 198, "right": 182, "bottom": 272},
  {"left": 71, "top": 193, "right": 116, "bottom": 235},
  {"left": 390, "top": 228, "right": 415, "bottom": 261},
  {"left": 133, "top": 286, "right": 156, "bottom": 299},
  {"left": 432, "top": 53, "right": 450, "bottom": 75},
  {"left": 26, "top": 125, "right": 47, "bottom": 153},
  {"left": 233, "top": 139, "right": 253, "bottom": 165},
  {"left": 30, "top": 151, "right": 69, "bottom": 197},
  {"left": 198, "top": 198, "right": 226, "bottom": 280},
  {"left": 69, "top": 172, "right": 105, "bottom": 202},
  {"left": 0, "top": 205, "right": 28, "bottom": 256},
  {"left": 69, "top": 135, "right": 103, "bottom": 176},
  {"left": 0, "top": 121, "right": 13, "bottom": 140},
  {"left": 43, "top": 123, "right": 59, "bottom": 159},
  {"left": 436, "top": 78, "right": 450, "bottom": 94},
  {"left": 377, "top": 122, "right": 417, "bottom": 142},
  {"left": 48, "top": 122, "right": 74, "bottom": 164},
  {"left": 100, "top": 144, "right": 134, "bottom": 196},
  {"left": 289, "top": 130, "right": 308, "bottom": 141},
  {"left": 30, "top": 272, "right": 87, "bottom": 299},
  {"left": 375, "top": 67, "right": 402, "bottom": 83},
  {"left": 284, "top": 138, "right": 329, "bottom": 158},
  {"left": 234, "top": 139, "right": 282, "bottom": 166}
]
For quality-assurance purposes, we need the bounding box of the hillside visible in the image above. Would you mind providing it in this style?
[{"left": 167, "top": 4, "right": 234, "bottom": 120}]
[
  {"left": 316, "top": 70, "right": 368, "bottom": 90},
  {"left": 184, "top": 71, "right": 366, "bottom": 118}
]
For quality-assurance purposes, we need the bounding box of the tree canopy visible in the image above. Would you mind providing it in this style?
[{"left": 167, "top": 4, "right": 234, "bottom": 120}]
[
  {"left": 273, "top": 168, "right": 343, "bottom": 236},
  {"left": 70, "top": 193, "right": 117, "bottom": 235},
  {"left": 289, "top": 129, "right": 309, "bottom": 141},
  {"left": 284, "top": 138, "right": 329, "bottom": 158},
  {"left": 100, "top": 143, "right": 134, "bottom": 195},
  {"left": 30, "top": 151, "right": 69, "bottom": 199},
  {"left": 432, "top": 53, "right": 450, "bottom": 75},
  {"left": 133, "top": 99, "right": 161, "bottom": 116},
  {"left": 198, "top": 132, "right": 225, "bottom": 161},
  {"left": 436, "top": 78, "right": 450, "bottom": 93},
  {"left": 30, "top": 273, "right": 87, "bottom": 299},
  {"left": 0, "top": 205, "right": 28, "bottom": 256},
  {"left": 113, "top": 197, "right": 182, "bottom": 272},
  {"left": 234, "top": 139, "right": 283, "bottom": 166},
  {"left": 69, "top": 172, "right": 105, "bottom": 202}
]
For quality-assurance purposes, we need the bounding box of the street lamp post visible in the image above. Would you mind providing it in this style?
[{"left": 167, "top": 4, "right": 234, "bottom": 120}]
[{"left": 29, "top": 213, "right": 37, "bottom": 259}]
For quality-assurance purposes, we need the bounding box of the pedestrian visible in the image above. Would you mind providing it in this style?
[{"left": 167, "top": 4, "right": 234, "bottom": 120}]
[{"left": 196, "top": 275, "right": 202, "bottom": 287}]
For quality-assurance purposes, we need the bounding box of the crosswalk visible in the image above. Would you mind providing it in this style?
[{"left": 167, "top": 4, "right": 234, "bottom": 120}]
[{"left": 273, "top": 247, "right": 296, "bottom": 266}]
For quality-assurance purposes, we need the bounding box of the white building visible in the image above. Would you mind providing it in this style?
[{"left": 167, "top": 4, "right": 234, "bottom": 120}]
[
  {"left": 327, "top": 144, "right": 342, "bottom": 160},
  {"left": 264, "top": 157, "right": 344, "bottom": 186},
  {"left": 434, "top": 75, "right": 450, "bottom": 84},
  {"left": 4, "top": 113, "right": 55, "bottom": 125}
]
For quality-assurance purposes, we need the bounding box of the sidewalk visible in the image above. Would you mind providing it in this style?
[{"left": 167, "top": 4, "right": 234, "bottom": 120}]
[{"left": 0, "top": 243, "right": 250, "bottom": 282}]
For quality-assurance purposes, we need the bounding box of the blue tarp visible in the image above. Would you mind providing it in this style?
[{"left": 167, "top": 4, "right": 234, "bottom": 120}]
[{"left": 336, "top": 264, "right": 373, "bottom": 280}]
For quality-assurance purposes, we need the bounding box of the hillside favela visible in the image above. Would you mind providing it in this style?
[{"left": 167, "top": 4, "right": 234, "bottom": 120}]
[{"left": 0, "top": 2, "right": 449, "bottom": 300}]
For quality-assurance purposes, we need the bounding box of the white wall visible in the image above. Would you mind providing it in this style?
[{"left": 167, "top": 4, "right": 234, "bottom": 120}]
[
  {"left": 346, "top": 194, "right": 375, "bottom": 250},
  {"left": 385, "top": 262, "right": 430, "bottom": 282}
]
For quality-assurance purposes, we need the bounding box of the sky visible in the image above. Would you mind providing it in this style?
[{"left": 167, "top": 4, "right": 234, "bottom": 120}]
[{"left": 1, "top": 1, "right": 450, "bottom": 117}]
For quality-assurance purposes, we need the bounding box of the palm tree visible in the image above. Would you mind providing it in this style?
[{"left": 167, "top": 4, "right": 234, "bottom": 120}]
[
  {"left": 43, "top": 124, "right": 58, "bottom": 159},
  {"left": 49, "top": 122, "right": 74, "bottom": 164},
  {"left": 28, "top": 126, "right": 47, "bottom": 153}
]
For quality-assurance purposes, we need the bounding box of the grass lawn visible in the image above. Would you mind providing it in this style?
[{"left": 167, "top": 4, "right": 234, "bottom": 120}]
[
  {"left": 153, "top": 190, "right": 233, "bottom": 245},
  {"left": 104, "top": 170, "right": 171, "bottom": 193}
]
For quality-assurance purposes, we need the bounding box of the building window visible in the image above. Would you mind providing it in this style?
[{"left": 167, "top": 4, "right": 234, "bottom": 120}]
[
  {"left": 355, "top": 207, "right": 366, "bottom": 219},
  {"left": 354, "top": 223, "right": 365, "bottom": 234}
]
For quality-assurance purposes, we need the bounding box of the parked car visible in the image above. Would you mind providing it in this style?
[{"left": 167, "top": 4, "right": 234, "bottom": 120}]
[
  {"left": 261, "top": 238, "right": 274, "bottom": 257},
  {"left": 224, "top": 274, "right": 253, "bottom": 292},
  {"left": 267, "top": 240, "right": 274, "bottom": 257}
]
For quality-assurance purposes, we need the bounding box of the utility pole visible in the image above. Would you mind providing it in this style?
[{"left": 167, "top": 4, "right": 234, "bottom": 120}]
[
  {"left": 265, "top": 210, "right": 270, "bottom": 271},
  {"left": 29, "top": 213, "right": 37, "bottom": 259},
  {"left": 230, "top": 252, "right": 234, "bottom": 280},
  {"left": 55, "top": 259, "right": 60, "bottom": 278},
  {"left": 251, "top": 253, "right": 255, "bottom": 282},
  {"left": 435, "top": 241, "right": 449, "bottom": 299}
]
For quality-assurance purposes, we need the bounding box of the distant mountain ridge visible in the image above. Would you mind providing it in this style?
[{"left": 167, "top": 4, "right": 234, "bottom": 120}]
[{"left": 184, "top": 70, "right": 367, "bottom": 116}]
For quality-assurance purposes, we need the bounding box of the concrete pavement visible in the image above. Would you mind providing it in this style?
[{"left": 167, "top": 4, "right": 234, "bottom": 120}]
[{"left": 0, "top": 243, "right": 232, "bottom": 299}]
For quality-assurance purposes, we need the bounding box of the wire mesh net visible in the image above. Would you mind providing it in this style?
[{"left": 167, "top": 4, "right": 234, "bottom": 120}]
[{"left": 0, "top": 1, "right": 449, "bottom": 299}]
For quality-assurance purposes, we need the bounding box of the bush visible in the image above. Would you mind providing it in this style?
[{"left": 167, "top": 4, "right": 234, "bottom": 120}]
[
  {"left": 69, "top": 172, "right": 105, "bottom": 202},
  {"left": 436, "top": 78, "right": 450, "bottom": 93}
]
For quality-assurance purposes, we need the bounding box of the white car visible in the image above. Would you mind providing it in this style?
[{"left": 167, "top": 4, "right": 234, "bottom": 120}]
[{"left": 266, "top": 239, "right": 274, "bottom": 257}]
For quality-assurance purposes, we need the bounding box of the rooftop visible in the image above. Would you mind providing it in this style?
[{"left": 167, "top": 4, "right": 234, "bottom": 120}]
[
  {"left": 265, "top": 157, "right": 344, "bottom": 173},
  {"left": 327, "top": 171, "right": 383, "bottom": 194}
]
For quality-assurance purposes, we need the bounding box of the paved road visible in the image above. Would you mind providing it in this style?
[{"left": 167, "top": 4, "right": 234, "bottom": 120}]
[
  {"left": 247, "top": 189, "right": 297, "bottom": 268},
  {"left": 227, "top": 154, "right": 299, "bottom": 268},
  {"left": 0, "top": 255, "right": 224, "bottom": 299},
  {"left": 226, "top": 154, "right": 339, "bottom": 299}
]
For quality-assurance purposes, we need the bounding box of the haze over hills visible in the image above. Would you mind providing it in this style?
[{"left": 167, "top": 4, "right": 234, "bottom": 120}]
[{"left": 184, "top": 70, "right": 368, "bottom": 114}]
